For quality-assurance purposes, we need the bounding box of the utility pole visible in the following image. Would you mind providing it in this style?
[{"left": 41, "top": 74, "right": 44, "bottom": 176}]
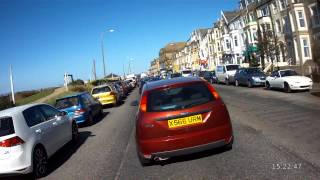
[
  {"left": 9, "top": 65, "right": 15, "bottom": 105},
  {"left": 93, "top": 59, "right": 97, "bottom": 81}
]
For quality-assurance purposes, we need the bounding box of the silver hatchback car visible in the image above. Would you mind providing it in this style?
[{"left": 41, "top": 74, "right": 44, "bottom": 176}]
[{"left": 0, "top": 103, "right": 78, "bottom": 178}]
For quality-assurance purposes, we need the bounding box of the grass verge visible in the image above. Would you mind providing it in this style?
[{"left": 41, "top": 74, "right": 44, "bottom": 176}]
[{"left": 16, "top": 89, "right": 55, "bottom": 105}]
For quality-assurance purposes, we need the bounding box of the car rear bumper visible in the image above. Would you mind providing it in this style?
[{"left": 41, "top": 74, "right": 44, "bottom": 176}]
[
  {"left": 0, "top": 152, "right": 32, "bottom": 175},
  {"left": 99, "top": 98, "right": 116, "bottom": 105},
  {"left": 73, "top": 115, "right": 87, "bottom": 124},
  {"left": 137, "top": 124, "right": 233, "bottom": 158}
]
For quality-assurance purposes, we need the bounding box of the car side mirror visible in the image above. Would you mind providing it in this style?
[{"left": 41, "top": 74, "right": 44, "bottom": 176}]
[{"left": 58, "top": 111, "right": 68, "bottom": 116}]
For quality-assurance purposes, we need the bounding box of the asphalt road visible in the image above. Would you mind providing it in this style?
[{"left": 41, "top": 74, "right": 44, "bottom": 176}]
[{"left": 6, "top": 84, "right": 320, "bottom": 180}]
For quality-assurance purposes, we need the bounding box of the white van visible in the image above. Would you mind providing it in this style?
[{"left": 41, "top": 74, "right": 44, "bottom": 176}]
[{"left": 216, "top": 64, "right": 240, "bottom": 85}]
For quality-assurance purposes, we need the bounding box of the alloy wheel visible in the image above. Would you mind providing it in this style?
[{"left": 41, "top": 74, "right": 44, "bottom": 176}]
[{"left": 33, "top": 147, "right": 48, "bottom": 178}]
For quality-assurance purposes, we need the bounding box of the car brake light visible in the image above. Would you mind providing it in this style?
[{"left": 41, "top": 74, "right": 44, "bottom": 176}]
[
  {"left": 0, "top": 136, "right": 24, "bottom": 147},
  {"left": 205, "top": 82, "right": 220, "bottom": 100},
  {"left": 140, "top": 94, "right": 147, "bottom": 112},
  {"left": 75, "top": 109, "right": 86, "bottom": 115}
]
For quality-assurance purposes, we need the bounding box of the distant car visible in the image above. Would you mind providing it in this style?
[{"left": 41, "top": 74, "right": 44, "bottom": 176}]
[
  {"left": 136, "top": 77, "right": 233, "bottom": 165},
  {"left": 91, "top": 84, "right": 120, "bottom": 107},
  {"left": 0, "top": 104, "right": 78, "bottom": 178},
  {"left": 198, "top": 71, "right": 213, "bottom": 83},
  {"left": 139, "top": 77, "right": 161, "bottom": 94},
  {"left": 55, "top": 92, "right": 102, "bottom": 125},
  {"left": 170, "top": 73, "right": 181, "bottom": 78},
  {"left": 216, "top": 64, "right": 240, "bottom": 85},
  {"left": 181, "top": 69, "right": 193, "bottom": 77},
  {"left": 234, "top": 67, "right": 266, "bottom": 88},
  {"left": 266, "top": 69, "right": 313, "bottom": 92}
]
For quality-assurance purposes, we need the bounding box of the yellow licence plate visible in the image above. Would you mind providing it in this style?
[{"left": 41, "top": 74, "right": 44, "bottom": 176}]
[{"left": 168, "top": 114, "right": 203, "bottom": 128}]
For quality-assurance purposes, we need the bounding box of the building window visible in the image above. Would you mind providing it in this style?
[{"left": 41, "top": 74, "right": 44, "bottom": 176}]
[
  {"left": 302, "top": 38, "right": 310, "bottom": 57},
  {"left": 297, "top": 10, "right": 306, "bottom": 28},
  {"left": 261, "top": 7, "right": 269, "bottom": 17},
  {"left": 234, "top": 36, "right": 238, "bottom": 47},
  {"left": 276, "top": 19, "right": 282, "bottom": 32},
  {"left": 310, "top": 4, "right": 320, "bottom": 27},
  {"left": 279, "top": 0, "right": 287, "bottom": 10},
  {"left": 283, "top": 16, "right": 291, "bottom": 32},
  {"left": 226, "top": 39, "right": 231, "bottom": 49}
]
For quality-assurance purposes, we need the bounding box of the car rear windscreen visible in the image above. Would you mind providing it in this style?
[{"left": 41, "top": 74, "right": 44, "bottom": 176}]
[
  {"left": 92, "top": 86, "right": 112, "bottom": 94},
  {"left": 182, "top": 70, "right": 192, "bottom": 74},
  {"left": 226, "top": 65, "right": 240, "bottom": 71},
  {"left": 55, "top": 97, "right": 79, "bottom": 109},
  {"left": 147, "top": 83, "right": 214, "bottom": 112},
  {"left": 0, "top": 117, "right": 15, "bottom": 137}
]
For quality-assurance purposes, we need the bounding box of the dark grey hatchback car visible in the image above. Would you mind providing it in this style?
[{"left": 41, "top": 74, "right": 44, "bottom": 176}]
[{"left": 234, "top": 68, "right": 266, "bottom": 88}]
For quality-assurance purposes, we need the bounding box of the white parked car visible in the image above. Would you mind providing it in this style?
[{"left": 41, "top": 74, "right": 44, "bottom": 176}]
[
  {"left": 216, "top": 64, "right": 241, "bottom": 85},
  {"left": 266, "top": 69, "right": 313, "bottom": 92},
  {"left": 0, "top": 104, "right": 78, "bottom": 178}
]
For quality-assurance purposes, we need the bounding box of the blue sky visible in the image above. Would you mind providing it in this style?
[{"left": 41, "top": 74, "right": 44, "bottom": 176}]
[{"left": 0, "top": 0, "right": 238, "bottom": 94}]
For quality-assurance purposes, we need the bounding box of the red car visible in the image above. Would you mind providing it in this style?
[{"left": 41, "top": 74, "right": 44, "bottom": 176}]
[{"left": 136, "top": 77, "right": 233, "bottom": 165}]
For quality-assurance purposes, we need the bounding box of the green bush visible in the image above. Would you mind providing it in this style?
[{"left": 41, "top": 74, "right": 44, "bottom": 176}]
[{"left": 0, "top": 95, "right": 15, "bottom": 111}]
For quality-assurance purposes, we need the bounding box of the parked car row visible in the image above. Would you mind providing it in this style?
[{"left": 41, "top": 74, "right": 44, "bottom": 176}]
[
  {"left": 0, "top": 79, "right": 137, "bottom": 178},
  {"left": 211, "top": 64, "right": 313, "bottom": 93}
]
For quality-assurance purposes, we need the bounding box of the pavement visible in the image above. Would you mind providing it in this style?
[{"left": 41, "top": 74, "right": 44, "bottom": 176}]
[{"left": 5, "top": 85, "right": 320, "bottom": 180}]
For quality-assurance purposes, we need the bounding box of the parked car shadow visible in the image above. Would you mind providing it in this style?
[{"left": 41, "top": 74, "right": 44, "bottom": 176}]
[
  {"left": 78, "top": 112, "right": 109, "bottom": 128},
  {"left": 47, "top": 131, "right": 94, "bottom": 175}
]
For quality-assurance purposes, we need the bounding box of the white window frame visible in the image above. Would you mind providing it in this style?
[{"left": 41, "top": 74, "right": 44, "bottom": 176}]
[
  {"left": 302, "top": 38, "right": 310, "bottom": 58},
  {"left": 297, "top": 10, "right": 306, "bottom": 28}
]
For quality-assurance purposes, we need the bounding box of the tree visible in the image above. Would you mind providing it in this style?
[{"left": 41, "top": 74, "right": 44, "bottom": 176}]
[{"left": 70, "top": 79, "right": 85, "bottom": 86}]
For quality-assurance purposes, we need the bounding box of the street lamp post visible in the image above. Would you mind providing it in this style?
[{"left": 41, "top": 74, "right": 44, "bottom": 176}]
[{"left": 101, "top": 28, "right": 115, "bottom": 78}]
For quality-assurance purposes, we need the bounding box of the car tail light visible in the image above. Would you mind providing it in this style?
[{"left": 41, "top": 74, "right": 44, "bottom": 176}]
[
  {"left": 75, "top": 109, "right": 86, "bottom": 115},
  {"left": 205, "top": 82, "right": 221, "bottom": 100},
  {"left": 139, "top": 94, "right": 147, "bottom": 112},
  {"left": 110, "top": 91, "right": 116, "bottom": 96},
  {"left": 0, "top": 136, "right": 24, "bottom": 147}
]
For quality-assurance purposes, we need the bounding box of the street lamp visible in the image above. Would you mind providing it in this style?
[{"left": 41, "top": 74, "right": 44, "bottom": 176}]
[{"left": 101, "top": 28, "right": 115, "bottom": 78}]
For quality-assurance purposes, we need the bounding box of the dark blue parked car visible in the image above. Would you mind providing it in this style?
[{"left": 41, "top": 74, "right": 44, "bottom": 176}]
[
  {"left": 234, "top": 67, "right": 266, "bottom": 88},
  {"left": 55, "top": 92, "right": 103, "bottom": 125}
]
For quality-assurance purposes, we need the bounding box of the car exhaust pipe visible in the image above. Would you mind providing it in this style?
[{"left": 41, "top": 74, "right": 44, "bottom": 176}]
[{"left": 153, "top": 157, "right": 169, "bottom": 161}]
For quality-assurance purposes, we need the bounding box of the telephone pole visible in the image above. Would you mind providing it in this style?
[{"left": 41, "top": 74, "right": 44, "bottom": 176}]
[
  {"left": 93, "top": 59, "right": 97, "bottom": 81},
  {"left": 9, "top": 65, "right": 15, "bottom": 105}
]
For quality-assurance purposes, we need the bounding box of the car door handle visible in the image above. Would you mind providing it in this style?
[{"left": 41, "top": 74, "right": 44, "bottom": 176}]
[{"left": 35, "top": 129, "right": 42, "bottom": 134}]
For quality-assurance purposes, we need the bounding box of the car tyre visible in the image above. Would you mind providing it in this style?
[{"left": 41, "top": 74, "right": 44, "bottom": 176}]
[
  {"left": 87, "top": 114, "right": 94, "bottom": 126},
  {"left": 266, "top": 81, "right": 271, "bottom": 90},
  {"left": 225, "top": 79, "right": 230, "bottom": 85},
  {"left": 71, "top": 122, "right": 79, "bottom": 144},
  {"left": 247, "top": 80, "right": 253, "bottom": 88},
  {"left": 235, "top": 80, "right": 239, "bottom": 87},
  {"left": 284, "top": 82, "right": 291, "bottom": 93},
  {"left": 33, "top": 146, "right": 48, "bottom": 178}
]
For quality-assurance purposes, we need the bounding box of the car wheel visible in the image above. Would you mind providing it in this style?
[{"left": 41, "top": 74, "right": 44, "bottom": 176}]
[
  {"left": 33, "top": 146, "right": 48, "bottom": 178},
  {"left": 235, "top": 80, "right": 239, "bottom": 87},
  {"left": 247, "top": 80, "right": 253, "bottom": 88},
  {"left": 71, "top": 122, "right": 79, "bottom": 144},
  {"left": 87, "top": 114, "right": 94, "bottom": 126},
  {"left": 266, "top": 81, "right": 271, "bottom": 90},
  {"left": 284, "top": 82, "right": 291, "bottom": 93},
  {"left": 225, "top": 79, "right": 230, "bottom": 85}
]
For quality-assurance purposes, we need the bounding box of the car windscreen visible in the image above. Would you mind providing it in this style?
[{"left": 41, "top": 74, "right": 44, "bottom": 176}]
[
  {"left": 55, "top": 97, "right": 79, "bottom": 109},
  {"left": 280, "top": 70, "right": 298, "bottom": 77},
  {"left": 226, "top": 65, "right": 240, "bottom": 71},
  {"left": 147, "top": 83, "right": 214, "bottom": 112},
  {"left": 0, "top": 117, "right": 15, "bottom": 137},
  {"left": 92, "top": 86, "right": 112, "bottom": 94}
]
